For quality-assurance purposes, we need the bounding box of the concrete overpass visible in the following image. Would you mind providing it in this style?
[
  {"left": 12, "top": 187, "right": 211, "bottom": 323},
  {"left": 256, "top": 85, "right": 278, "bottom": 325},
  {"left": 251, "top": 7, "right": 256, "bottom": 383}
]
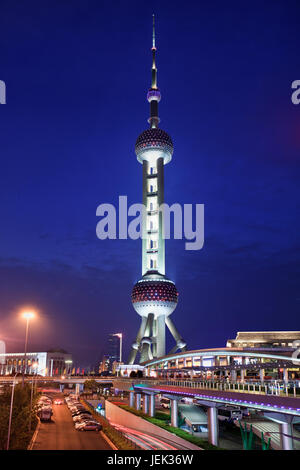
[{"left": 129, "top": 382, "right": 300, "bottom": 450}]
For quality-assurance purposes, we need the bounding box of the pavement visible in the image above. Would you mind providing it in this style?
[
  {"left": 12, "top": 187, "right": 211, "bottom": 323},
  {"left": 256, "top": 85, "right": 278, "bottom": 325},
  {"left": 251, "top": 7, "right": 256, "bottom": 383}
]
[{"left": 32, "top": 394, "right": 112, "bottom": 450}]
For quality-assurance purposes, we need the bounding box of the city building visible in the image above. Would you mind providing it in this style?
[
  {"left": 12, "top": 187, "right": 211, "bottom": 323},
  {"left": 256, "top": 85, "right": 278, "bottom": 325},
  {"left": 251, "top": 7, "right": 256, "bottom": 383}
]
[
  {"left": 140, "top": 331, "right": 300, "bottom": 381},
  {"left": 98, "top": 355, "right": 110, "bottom": 374},
  {"left": 226, "top": 331, "right": 300, "bottom": 349},
  {"left": 0, "top": 349, "right": 72, "bottom": 376},
  {"left": 128, "top": 16, "right": 186, "bottom": 365},
  {"left": 108, "top": 334, "right": 120, "bottom": 366}
]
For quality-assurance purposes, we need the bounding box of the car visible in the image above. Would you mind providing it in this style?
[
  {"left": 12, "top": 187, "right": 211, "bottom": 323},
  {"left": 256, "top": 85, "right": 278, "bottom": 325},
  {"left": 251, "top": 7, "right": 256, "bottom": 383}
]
[
  {"left": 54, "top": 399, "right": 64, "bottom": 405},
  {"left": 71, "top": 410, "right": 90, "bottom": 417},
  {"left": 70, "top": 405, "right": 86, "bottom": 411},
  {"left": 69, "top": 403, "right": 82, "bottom": 408},
  {"left": 73, "top": 414, "right": 93, "bottom": 422},
  {"left": 75, "top": 420, "right": 102, "bottom": 432}
]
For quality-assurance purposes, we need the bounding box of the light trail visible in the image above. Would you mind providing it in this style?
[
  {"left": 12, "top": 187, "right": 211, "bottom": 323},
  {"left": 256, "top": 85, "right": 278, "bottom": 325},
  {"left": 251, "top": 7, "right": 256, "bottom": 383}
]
[{"left": 110, "top": 422, "right": 178, "bottom": 450}]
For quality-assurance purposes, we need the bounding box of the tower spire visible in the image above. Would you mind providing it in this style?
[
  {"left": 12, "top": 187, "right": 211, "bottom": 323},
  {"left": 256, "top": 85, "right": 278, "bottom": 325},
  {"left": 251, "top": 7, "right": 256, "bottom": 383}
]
[
  {"left": 147, "top": 14, "right": 161, "bottom": 128},
  {"left": 151, "top": 14, "right": 157, "bottom": 89},
  {"left": 152, "top": 13, "right": 156, "bottom": 49}
]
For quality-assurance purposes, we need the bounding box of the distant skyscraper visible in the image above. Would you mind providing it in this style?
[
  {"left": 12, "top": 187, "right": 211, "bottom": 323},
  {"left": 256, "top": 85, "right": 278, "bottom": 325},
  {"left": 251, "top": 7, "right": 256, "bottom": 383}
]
[
  {"left": 108, "top": 333, "right": 120, "bottom": 367},
  {"left": 128, "top": 17, "right": 187, "bottom": 364}
]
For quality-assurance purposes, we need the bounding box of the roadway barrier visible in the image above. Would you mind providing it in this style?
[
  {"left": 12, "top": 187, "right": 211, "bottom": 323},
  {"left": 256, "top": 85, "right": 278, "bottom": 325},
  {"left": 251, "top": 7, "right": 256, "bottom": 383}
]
[
  {"left": 80, "top": 398, "right": 142, "bottom": 450},
  {"left": 105, "top": 400, "right": 202, "bottom": 450}
]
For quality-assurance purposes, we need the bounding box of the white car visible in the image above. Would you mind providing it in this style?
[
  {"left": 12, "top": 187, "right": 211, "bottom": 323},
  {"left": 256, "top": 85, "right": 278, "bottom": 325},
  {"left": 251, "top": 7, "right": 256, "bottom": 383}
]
[
  {"left": 75, "top": 420, "right": 102, "bottom": 431},
  {"left": 73, "top": 414, "right": 92, "bottom": 422}
]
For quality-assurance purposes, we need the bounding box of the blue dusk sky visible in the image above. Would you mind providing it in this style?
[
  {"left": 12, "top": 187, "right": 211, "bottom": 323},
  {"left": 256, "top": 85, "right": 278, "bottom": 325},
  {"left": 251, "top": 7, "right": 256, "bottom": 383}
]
[{"left": 0, "top": 0, "right": 299, "bottom": 367}]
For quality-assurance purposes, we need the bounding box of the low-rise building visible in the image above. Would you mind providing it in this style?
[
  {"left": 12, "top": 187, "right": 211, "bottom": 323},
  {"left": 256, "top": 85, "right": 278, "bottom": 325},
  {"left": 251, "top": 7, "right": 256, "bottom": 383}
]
[{"left": 0, "top": 349, "right": 72, "bottom": 376}]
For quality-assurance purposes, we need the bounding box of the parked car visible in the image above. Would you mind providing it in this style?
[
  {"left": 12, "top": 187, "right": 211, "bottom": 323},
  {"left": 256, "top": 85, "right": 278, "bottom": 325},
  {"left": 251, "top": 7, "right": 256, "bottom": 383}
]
[
  {"left": 75, "top": 420, "right": 102, "bottom": 432},
  {"left": 73, "top": 413, "right": 93, "bottom": 422}
]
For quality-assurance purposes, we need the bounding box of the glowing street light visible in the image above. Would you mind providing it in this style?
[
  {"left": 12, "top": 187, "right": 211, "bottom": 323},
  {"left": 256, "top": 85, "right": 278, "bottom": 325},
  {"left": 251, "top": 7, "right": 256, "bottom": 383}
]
[{"left": 22, "top": 311, "right": 35, "bottom": 320}]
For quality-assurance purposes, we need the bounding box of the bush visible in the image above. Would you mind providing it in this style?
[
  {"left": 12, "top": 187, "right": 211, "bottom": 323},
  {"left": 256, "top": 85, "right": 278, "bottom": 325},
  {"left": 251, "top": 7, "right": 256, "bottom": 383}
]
[{"left": 0, "top": 384, "right": 39, "bottom": 450}]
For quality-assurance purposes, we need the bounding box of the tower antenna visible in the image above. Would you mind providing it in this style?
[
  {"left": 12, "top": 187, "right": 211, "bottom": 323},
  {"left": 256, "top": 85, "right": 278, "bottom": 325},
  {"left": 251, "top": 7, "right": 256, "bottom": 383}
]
[{"left": 152, "top": 14, "right": 156, "bottom": 49}]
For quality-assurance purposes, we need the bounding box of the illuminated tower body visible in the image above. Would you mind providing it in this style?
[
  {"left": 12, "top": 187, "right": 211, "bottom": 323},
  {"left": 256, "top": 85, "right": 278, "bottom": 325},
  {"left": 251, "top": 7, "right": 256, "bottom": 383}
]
[{"left": 128, "top": 18, "right": 187, "bottom": 365}]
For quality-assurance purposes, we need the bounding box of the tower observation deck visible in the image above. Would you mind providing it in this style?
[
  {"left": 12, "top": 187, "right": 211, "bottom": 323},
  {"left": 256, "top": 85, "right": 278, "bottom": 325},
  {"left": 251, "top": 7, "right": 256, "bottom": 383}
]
[{"left": 128, "top": 16, "right": 187, "bottom": 365}]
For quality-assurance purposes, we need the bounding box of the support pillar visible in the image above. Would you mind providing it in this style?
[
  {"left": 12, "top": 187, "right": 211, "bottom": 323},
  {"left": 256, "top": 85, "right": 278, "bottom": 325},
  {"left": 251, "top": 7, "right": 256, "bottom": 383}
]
[
  {"left": 171, "top": 399, "right": 178, "bottom": 427},
  {"left": 283, "top": 368, "right": 289, "bottom": 384},
  {"left": 129, "top": 391, "right": 135, "bottom": 408},
  {"left": 231, "top": 370, "right": 237, "bottom": 382},
  {"left": 241, "top": 369, "right": 245, "bottom": 383},
  {"left": 143, "top": 394, "right": 149, "bottom": 414},
  {"left": 59, "top": 384, "right": 64, "bottom": 392},
  {"left": 207, "top": 406, "right": 219, "bottom": 447},
  {"left": 259, "top": 368, "right": 265, "bottom": 383},
  {"left": 280, "top": 422, "right": 293, "bottom": 450},
  {"left": 135, "top": 393, "right": 141, "bottom": 411},
  {"left": 264, "top": 412, "right": 299, "bottom": 451},
  {"left": 149, "top": 394, "right": 155, "bottom": 417}
]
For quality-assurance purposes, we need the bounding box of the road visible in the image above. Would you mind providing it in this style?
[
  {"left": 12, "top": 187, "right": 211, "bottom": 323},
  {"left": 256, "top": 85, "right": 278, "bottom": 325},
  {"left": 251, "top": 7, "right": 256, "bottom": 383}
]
[{"left": 32, "top": 395, "right": 112, "bottom": 450}]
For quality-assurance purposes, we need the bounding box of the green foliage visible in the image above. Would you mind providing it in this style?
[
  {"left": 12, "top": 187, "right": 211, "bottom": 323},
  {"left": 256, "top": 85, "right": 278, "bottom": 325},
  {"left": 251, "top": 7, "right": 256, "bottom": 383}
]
[
  {"left": 153, "top": 411, "right": 170, "bottom": 421},
  {"left": 0, "top": 383, "right": 38, "bottom": 450},
  {"left": 239, "top": 421, "right": 254, "bottom": 450},
  {"left": 83, "top": 379, "right": 99, "bottom": 392},
  {"left": 261, "top": 432, "right": 271, "bottom": 450}
]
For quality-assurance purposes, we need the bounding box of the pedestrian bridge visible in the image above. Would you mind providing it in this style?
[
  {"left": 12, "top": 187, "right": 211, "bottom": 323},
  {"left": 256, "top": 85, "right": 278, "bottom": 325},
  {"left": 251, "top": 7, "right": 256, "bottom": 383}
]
[{"left": 129, "top": 382, "right": 300, "bottom": 450}]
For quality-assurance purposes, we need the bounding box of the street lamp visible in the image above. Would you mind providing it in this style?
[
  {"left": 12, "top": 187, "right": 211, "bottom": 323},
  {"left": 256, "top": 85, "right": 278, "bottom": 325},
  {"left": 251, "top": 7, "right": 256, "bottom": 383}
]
[
  {"left": 7, "top": 372, "right": 18, "bottom": 450},
  {"left": 21, "top": 311, "right": 35, "bottom": 387},
  {"left": 29, "top": 362, "right": 38, "bottom": 432},
  {"left": 113, "top": 333, "right": 123, "bottom": 363}
]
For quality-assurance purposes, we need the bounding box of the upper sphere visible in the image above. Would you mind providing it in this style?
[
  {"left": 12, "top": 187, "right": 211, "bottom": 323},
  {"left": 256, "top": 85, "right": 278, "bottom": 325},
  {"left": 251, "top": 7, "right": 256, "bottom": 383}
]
[{"left": 135, "top": 128, "right": 173, "bottom": 164}]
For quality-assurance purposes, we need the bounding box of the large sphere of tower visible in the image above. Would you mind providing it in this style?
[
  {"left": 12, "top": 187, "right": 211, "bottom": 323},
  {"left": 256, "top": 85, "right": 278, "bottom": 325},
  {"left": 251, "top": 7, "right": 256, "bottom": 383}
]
[
  {"left": 135, "top": 128, "right": 173, "bottom": 165},
  {"left": 131, "top": 274, "right": 178, "bottom": 317}
]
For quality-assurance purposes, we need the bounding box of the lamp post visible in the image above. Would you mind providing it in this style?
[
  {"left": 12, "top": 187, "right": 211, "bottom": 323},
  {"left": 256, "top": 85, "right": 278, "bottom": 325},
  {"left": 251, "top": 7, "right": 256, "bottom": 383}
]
[
  {"left": 29, "top": 362, "right": 38, "bottom": 432},
  {"left": 21, "top": 311, "right": 35, "bottom": 387},
  {"left": 7, "top": 372, "right": 18, "bottom": 450}
]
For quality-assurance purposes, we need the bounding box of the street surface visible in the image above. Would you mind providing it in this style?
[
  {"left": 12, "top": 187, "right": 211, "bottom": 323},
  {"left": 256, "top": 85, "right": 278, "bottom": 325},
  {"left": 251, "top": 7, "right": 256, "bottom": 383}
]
[{"left": 32, "top": 394, "right": 111, "bottom": 450}]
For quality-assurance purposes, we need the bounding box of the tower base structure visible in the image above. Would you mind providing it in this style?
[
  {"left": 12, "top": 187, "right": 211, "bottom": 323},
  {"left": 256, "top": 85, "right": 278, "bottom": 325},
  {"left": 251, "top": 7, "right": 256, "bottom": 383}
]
[{"left": 128, "top": 271, "right": 186, "bottom": 365}]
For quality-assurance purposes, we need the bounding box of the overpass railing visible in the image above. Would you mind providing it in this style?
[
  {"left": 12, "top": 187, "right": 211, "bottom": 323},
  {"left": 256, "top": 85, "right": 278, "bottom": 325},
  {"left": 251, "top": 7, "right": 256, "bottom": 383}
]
[{"left": 162, "top": 380, "right": 300, "bottom": 397}]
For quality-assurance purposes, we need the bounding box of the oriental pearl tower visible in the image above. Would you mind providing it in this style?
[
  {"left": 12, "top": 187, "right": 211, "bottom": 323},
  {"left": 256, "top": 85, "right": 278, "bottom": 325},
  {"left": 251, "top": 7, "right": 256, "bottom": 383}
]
[{"left": 128, "top": 16, "right": 187, "bottom": 365}]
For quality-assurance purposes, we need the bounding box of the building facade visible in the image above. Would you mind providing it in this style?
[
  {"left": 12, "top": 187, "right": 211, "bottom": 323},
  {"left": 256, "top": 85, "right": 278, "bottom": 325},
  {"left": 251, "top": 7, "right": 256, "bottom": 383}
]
[
  {"left": 0, "top": 349, "right": 72, "bottom": 376},
  {"left": 226, "top": 331, "right": 300, "bottom": 349},
  {"left": 141, "top": 331, "right": 300, "bottom": 381}
]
